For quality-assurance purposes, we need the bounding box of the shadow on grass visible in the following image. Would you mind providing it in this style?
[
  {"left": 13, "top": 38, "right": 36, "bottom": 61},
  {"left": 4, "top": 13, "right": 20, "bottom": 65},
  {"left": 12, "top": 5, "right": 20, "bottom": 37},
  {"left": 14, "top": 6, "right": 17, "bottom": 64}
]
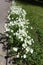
[{"left": 16, "top": 0, "right": 43, "bottom": 7}]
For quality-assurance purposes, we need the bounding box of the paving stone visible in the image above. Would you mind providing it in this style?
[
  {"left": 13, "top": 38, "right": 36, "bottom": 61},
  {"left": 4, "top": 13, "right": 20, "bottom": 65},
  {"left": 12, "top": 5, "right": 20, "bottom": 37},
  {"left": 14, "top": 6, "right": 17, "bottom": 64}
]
[{"left": 0, "top": 0, "right": 11, "bottom": 65}]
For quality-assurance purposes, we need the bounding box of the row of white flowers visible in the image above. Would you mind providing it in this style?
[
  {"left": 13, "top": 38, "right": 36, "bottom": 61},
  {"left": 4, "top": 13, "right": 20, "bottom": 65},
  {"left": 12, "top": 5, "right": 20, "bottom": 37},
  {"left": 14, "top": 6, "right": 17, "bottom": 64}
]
[{"left": 4, "top": 1, "right": 34, "bottom": 59}]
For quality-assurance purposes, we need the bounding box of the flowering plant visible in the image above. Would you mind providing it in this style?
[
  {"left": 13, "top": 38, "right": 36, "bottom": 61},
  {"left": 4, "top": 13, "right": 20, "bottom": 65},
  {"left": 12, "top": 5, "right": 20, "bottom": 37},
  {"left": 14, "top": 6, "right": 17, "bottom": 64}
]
[{"left": 4, "top": 1, "right": 34, "bottom": 64}]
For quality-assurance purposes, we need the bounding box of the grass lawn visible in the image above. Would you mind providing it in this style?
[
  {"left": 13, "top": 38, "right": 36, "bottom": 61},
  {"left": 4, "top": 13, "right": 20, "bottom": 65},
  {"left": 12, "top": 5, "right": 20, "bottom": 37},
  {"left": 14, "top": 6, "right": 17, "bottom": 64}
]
[{"left": 15, "top": 0, "right": 43, "bottom": 44}]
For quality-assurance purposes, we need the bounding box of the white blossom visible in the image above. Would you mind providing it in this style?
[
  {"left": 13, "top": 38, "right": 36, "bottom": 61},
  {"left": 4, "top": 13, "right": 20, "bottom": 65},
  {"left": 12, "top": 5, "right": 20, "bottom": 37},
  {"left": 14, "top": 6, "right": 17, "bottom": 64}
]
[
  {"left": 23, "top": 54, "right": 26, "bottom": 58},
  {"left": 21, "top": 37, "right": 23, "bottom": 41},
  {"left": 26, "top": 26, "right": 28, "bottom": 28},
  {"left": 11, "top": 30, "right": 13, "bottom": 33},
  {"left": 26, "top": 47, "right": 30, "bottom": 53},
  {"left": 16, "top": 54, "right": 19, "bottom": 58},
  {"left": 27, "top": 40, "right": 32, "bottom": 45},
  {"left": 31, "top": 27, "right": 33, "bottom": 29},
  {"left": 9, "top": 36, "right": 12, "bottom": 38},
  {"left": 4, "top": 24, "right": 8, "bottom": 28},
  {"left": 30, "top": 49, "right": 33, "bottom": 54},
  {"left": 22, "top": 43, "right": 27, "bottom": 48},
  {"left": 6, "top": 28, "right": 10, "bottom": 31},
  {"left": 7, "top": 15, "right": 10, "bottom": 20},
  {"left": 27, "top": 36, "right": 31, "bottom": 39},
  {"left": 13, "top": 47, "right": 18, "bottom": 52},
  {"left": 26, "top": 19, "right": 29, "bottom": 22},
  {"left": 10, "top": 22, "right": 14, "bottom": 25},
  {"left": 12, "top": 17, "right": 14, "bottom": 19},
  {"left": 31, "top": 39, "right": 34, "bottom": 43},
  {"left": 23, "top": 9, "right": 26, "bottom": 15}
]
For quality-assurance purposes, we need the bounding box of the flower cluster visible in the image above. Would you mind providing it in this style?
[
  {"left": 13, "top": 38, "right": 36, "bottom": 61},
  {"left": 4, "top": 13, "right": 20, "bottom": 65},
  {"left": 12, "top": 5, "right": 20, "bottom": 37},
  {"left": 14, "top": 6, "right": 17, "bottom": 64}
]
[{"left": 4, "top": 1, "right": 34, "bottom": 59}]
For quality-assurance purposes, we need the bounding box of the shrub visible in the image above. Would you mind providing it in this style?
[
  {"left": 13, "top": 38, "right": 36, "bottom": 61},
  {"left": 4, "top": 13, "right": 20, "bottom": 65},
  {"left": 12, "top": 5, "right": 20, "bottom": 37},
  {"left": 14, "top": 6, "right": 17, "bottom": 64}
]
[
  {"left": 4, "top": 1, "right": 43, "bottom": 65},
  {"left": 4, "top": 1, "right": 34, "bottom": 64}
]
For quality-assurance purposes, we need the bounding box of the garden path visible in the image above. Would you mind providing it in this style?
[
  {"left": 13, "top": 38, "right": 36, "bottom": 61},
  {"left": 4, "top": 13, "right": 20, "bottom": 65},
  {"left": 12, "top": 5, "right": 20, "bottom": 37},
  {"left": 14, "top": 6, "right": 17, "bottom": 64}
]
[{"left": 0, "top": 0, "right": 11, "bottom": 65}]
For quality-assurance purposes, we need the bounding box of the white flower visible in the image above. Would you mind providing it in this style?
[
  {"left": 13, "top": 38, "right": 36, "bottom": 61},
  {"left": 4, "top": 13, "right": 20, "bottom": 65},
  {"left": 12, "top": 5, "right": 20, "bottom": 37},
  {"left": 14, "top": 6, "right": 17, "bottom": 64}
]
[
  {"left": 27, "top": 36, "right": 31, "bottom": 39},
  {"left": 13, "top": 47, "right": 18, "bottom": 52},
  {"left": 12, "top": 17, "right": 14, "bottom": 19},
  {"left": 9, "top": 36, "right": 12, "bottom": 38},
  {"left": 21, "top": 37, "right": 23, "bottom": 41},
  {"left": 11, "top": 6, "right": 22, "bottom": 15},
  {"left": 15, "top": 32, "right": 19, "bottom": 36},
  {"left": 18, "top": 29, "right": 27, "bottom": 37},
  {"left": 22, "top": 33, "right": 25, "bottom": 37},
  {"left": 24, "top": 39, "right": 27, "bottom": 44},
  {"left": 26, "top": 26, "right": 28, "bottom": 28},
  {"left": 18, "top": 18, "right": 21, "bottom": 22},
  {"left": 6, "top": 28, "right": 10, "bottom": 32},
  {"left": 23, "top": 9, "right": 26, "bottom": 15},
  {"left": 7, "top": 15, "right": 10, "bottom": 20},
  {"left": 5, "top": 24, "right": 7, "bottom": 28},
  {"left": 27, "top": 31, "right": 28, "bottom": 33},
  {"left": 18, "top": 36, "right": 21, "bottom": 39},
  {"left": 11, "top": 30, "right": 13, "bottom": 33},
  {"left": 30, "top": 49, "right": 33, "bottom": 54},
  {"left": 16, "top": 54, "right": 19, "bottom": 58},
  {"left": 22, "top": 44, "right": 25, "bottom": 48},
  {"left": 31, "top": 39, "right": 34, "bottom": 43},
  {"left": 10, "top": 22, "right": 13, "bottom": 24},
  {"left": 13, "top": 33, "right": 16, "bottom": 35},
  {"left": 10, "top": 22, "right": 14, "bottom": 26},
  {"left": 5, "top": 24, "right": 7, "bottom": 27},
  {"left": 26, "top": 19, "right": 29, "bottom": 22},
  {"left": 26, "top": 47, "right": 30, "bottom": 53},
  {"left": 31, "top": 27, "right": 33, "bottom": 29},
  {"left": 22, "top": 43, "right": 27, "bottom": 48},
  {"left": 27, "top": 40, "right": 32, "bottom": 45},
  {"left": 23, "top": 54, "right": 26, "bottom": 58}
]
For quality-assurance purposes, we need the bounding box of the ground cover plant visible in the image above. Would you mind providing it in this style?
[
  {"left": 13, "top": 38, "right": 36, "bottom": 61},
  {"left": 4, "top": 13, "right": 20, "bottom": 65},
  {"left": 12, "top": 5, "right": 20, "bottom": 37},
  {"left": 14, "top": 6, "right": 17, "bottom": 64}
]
[{"left": 4, "top": 0, "right": 43, "bottom": 65}]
